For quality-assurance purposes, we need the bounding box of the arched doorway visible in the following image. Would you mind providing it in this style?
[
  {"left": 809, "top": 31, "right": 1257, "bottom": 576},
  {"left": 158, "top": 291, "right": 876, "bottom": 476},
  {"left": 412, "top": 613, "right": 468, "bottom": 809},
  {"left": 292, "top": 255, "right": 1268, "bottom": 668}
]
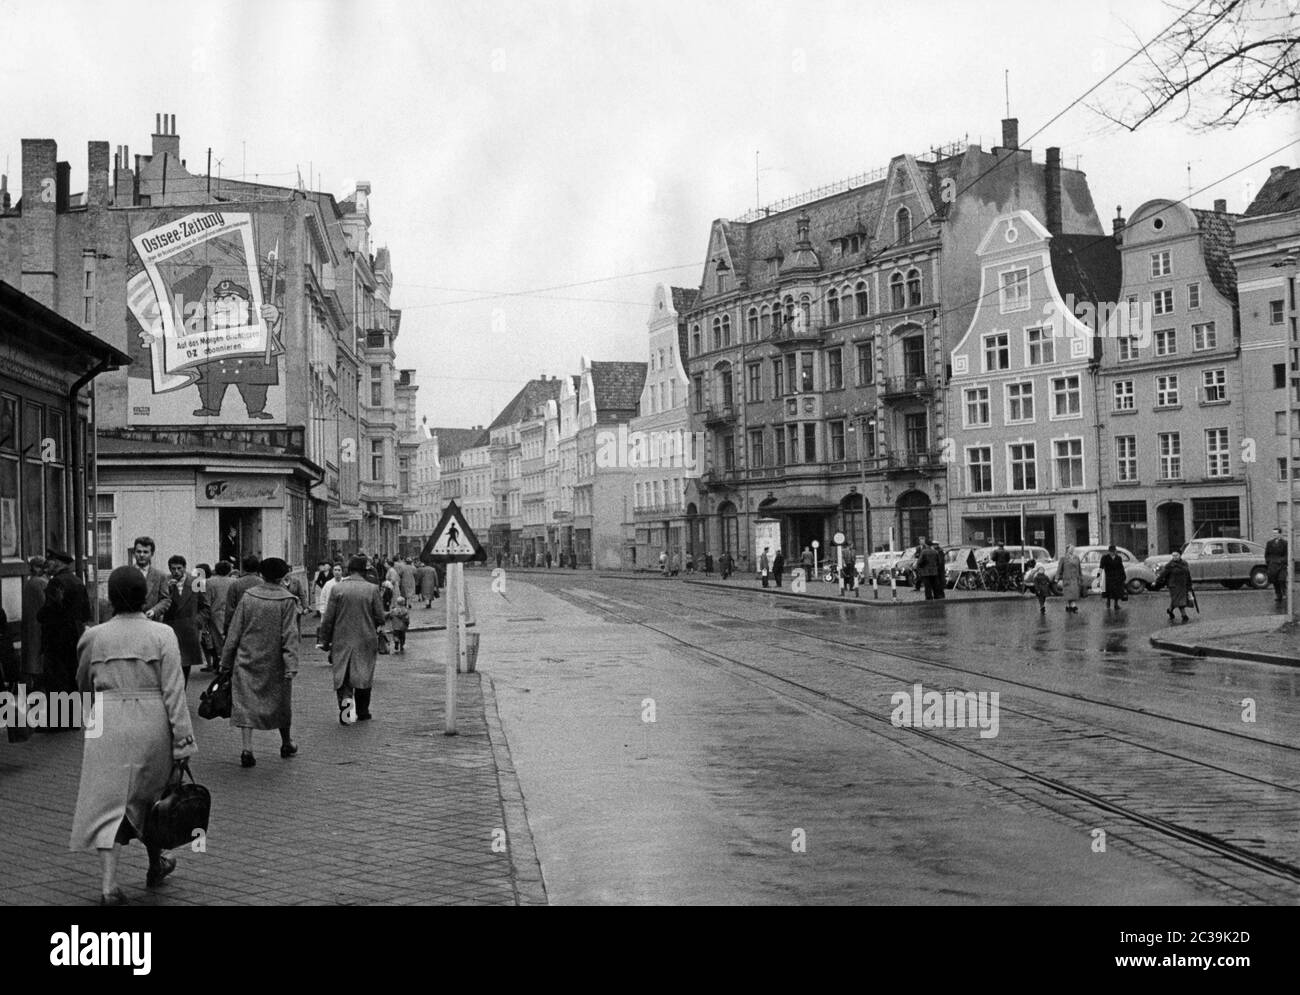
[
  {"left": 718, "top": 501, "right": 739, "bottom": 555},
  {"left": 840, "top": 493, "right": 869, "bottom": 553},
  {"left": 685, "top": 503, "right": 703, "bottom": 558},
  {"left": 1156, "top": 501, "right": 1185, "bottom": 555},
  {"left": 896, "top": 490, "right": 932, "bottom": 548}
]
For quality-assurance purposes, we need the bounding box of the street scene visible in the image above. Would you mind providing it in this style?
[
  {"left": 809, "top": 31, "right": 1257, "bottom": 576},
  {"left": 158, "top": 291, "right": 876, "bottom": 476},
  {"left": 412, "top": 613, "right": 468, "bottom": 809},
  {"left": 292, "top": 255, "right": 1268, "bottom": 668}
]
[{"left": 1, "top": 0, "right": 1298, "bottom": 938}]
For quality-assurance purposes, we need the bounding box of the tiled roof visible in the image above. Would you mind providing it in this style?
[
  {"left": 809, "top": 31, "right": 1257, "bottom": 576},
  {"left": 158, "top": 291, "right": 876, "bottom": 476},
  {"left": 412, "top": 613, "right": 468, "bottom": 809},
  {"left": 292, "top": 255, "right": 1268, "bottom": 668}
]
[
  {"left": 1049, "top": 234, "right": 1122, "bottom": 307},
  {"left": 431, "top": 427, "right": 488, "bottom": 458},
  {"left": 337, "top": 196, "right": 357, "bottom": 213},
  {"left": 1244, "top": 167, "right": 1300, "bottom": 218},
  {"left": 589, "top": 361, "right": 647, "bottom": 420},
  {"left": 487, "top": 378, "right": 562, "bottom": 431},
  {"left": 1191, "top": 209, "right": 1240, "bottom": 303}
]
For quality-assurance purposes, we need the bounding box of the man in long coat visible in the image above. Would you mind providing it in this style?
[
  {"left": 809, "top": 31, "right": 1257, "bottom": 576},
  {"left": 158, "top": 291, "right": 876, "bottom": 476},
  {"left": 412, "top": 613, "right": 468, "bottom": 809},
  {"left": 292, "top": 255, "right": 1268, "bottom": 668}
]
[
  {"left": 226, "top": 555, "right": 263, "bottom": 617},
  {"left": 917, "top": 542, "right": 945, "bottom": 600},
  {"left": 38, "top": 550, "right": 90, "bottom": 694},
  {"left": 397, "top": 557, "right": 419, "bottom": 603},
  {"left": 1265, "top": 528, "right": 1289, "bottom": 603},
  {"left": 20, "top": 556, "right": 47, "bottom": 687},
  {"left": 316, "top": 555, "right": 387, "bottom": 724},
  {"left": 416, "top": 561, "right": 440, "bottom": 608},
  {"left": 161, "top": 555, "right": 211, "bottom": 684}
]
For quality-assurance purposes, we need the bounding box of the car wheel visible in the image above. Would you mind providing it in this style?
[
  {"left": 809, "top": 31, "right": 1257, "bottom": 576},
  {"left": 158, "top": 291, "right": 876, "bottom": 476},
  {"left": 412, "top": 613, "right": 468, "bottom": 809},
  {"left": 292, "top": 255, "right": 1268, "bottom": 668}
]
[
  {"left": 1222, "top": 581, "right": 1244, "bottom": 590},
  {"left": 1249, "top": 566, "right": 1269, "bottom": 589},
  {"left": 1125, "top": 577, "right": 1146, "bottom": 594}
]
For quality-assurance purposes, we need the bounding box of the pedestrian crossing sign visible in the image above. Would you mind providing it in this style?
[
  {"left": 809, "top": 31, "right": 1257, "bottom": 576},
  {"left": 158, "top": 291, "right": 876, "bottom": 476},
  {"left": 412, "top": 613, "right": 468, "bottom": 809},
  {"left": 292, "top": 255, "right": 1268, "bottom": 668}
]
[{"left": 421, "top": 500, "right": 486, "bottom": 563}]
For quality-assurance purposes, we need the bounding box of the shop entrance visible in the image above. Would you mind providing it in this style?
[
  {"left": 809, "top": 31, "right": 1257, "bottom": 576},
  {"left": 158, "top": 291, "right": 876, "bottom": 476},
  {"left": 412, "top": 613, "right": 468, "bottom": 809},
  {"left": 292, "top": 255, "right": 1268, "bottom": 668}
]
[
  {"left": 219, "top": 508, "right": 263, "bottom": 567},
  {"left": 1156, "top": 501, "right": 1185, "bottom": 555},
  {"left": 1064, "top": 512, "right": 1090, "bottom": 548}
]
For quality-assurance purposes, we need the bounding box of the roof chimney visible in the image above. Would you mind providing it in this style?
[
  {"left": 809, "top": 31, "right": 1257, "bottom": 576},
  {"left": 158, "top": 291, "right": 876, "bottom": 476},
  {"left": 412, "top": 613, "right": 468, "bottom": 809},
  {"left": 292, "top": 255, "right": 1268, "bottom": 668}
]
[
  {"left": 1045, "top": 147, "right": 1062, "bottom": 235},
  {"left": 88, "top": 141, "right": 110, "bottom": 207},
  {"left": 1213, "top": 198, "right": 1227, "bottom": 213},
  {"left": 1001, "top": 118, "right": 1019, "bottom": 150},
  {"left": 152, "top": 111, "right": 180, "bottom": 159},
  {"left": 1112, "top": 205, "right": 1126, "bottom": 243},
  {"left": 1271, "top": 165, "right": 1291, "bottom": 179},
  {"left": 0, "top": 174, "right": 8, "bottom": 213}
]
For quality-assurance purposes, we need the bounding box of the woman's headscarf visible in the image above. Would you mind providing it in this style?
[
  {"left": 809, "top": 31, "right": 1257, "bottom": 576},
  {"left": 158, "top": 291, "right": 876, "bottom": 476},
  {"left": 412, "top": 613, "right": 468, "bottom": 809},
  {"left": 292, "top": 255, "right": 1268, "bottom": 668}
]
[{"left": 108, "top": 565, "right": 148, "bottom": 614}]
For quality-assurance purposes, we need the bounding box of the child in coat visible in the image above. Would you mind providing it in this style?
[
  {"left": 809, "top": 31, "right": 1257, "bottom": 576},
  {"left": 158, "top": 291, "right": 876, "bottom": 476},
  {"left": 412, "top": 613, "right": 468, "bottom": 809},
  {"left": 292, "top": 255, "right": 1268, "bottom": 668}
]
[
  {"left": 1025, "top": 564, "right": 1052, "bottom": 614},
  {"left": 388, "top": 596, "right": 411, "bottom": 653}
]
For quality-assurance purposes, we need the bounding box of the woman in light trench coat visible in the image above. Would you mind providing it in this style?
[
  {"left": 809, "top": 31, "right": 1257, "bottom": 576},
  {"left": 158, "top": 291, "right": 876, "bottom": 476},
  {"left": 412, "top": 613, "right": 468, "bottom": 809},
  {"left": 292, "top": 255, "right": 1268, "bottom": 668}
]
[
  {"left": 70, "top": 567, "right": 197, "bottom": 905},
  {"left": 316, "top": 555, "right": 387, "bottom": 725},
  {"left": 1059, "top": 545, "right": 1084, "bottom": 614}
]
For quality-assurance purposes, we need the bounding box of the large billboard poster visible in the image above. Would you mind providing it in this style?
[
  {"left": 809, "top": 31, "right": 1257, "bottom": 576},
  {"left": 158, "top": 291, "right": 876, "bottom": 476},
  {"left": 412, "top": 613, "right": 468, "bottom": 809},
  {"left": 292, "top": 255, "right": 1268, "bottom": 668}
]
[{"left": 126, "top": 209, "right": 287, "bottom": 425}]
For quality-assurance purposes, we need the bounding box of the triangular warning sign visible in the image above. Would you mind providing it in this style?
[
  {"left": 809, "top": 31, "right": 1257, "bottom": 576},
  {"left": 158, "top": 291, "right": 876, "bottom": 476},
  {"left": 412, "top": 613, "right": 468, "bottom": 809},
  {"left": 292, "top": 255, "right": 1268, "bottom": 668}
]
[{"left": 421, "top": 500, "right": 486, "bottom": 563}]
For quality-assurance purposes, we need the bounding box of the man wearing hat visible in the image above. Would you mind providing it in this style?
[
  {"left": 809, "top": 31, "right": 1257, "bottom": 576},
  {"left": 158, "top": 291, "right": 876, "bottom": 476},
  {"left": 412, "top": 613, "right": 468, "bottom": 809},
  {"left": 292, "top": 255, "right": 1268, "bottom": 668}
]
[
  {"left": 165, "top": 266, "right": 282, "bottom": 420},
  {"left": 1265, "top": 527, "right": 1289, "bottom": 603},
  {"left": 317, "top": 555, "right": 387, "bottom": 725},
  {"left": 37, "top": 550, "right": 90, "bottom": 696}
]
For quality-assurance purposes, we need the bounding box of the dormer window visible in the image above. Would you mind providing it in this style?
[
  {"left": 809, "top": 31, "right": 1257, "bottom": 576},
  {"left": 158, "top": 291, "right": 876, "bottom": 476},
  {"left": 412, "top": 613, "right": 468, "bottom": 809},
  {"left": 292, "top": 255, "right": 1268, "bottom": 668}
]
[
  {"left": 896, "top": 207, "right": 912, "bottom": 245},
  {"left": 716, "top": 272, "right": 727, "bottom": 294}
]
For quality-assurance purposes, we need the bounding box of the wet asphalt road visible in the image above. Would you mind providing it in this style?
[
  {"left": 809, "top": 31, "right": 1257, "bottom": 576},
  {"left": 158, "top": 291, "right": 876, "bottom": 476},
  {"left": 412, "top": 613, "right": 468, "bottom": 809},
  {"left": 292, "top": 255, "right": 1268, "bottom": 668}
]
[{"left": 476, "top": 572, "right": 1299, "bottom": 905}]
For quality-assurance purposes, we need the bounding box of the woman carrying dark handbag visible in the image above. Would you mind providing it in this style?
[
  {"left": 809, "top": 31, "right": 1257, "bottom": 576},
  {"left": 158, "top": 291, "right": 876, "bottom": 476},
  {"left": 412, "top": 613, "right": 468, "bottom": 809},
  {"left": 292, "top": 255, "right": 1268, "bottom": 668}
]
[
  {"left": 70, "top": 567, "right": 197, "bottom": 905},
  {"left": 145, "top": 758, "right": 210, "bottom": 851}
]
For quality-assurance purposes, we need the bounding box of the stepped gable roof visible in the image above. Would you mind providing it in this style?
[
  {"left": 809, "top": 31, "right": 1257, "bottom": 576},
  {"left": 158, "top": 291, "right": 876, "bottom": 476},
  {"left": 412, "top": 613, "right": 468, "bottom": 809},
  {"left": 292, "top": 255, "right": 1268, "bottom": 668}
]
[
  {"left": 1048, "top": 233, "right": 1121, "bottom": 307},
  {"left": 430, "top": 427, "right": 488, "bottom": 458},
  {"left": 487, "top": 378, "right": 563, "bottom": 431},
  {"left": 1244, "top": 166, "right": 1300, "bottom": 218},
  {"left": 589, "top": 361, "right": 647, "bottom": 421},
  {"left": 1191, "top": 208, "right": 1240, "bottom": 304}
]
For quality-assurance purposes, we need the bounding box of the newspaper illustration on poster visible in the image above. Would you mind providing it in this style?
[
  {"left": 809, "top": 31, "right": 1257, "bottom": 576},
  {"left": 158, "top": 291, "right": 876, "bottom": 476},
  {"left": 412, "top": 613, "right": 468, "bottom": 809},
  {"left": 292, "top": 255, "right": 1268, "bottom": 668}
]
[{"left": 127, "top": 210, "right": 285, "bottom": 423}]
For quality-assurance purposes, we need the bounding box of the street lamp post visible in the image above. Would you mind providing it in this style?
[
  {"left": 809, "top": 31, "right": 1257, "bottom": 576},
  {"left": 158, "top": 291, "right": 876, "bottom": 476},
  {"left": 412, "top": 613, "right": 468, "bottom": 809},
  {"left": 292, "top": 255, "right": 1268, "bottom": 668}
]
[
  {"left": 1274, "top": 254, "right": 1297, "bottom": 623},
  {"left": 848, "top": 414, "right": 876, "bottom": 553}
]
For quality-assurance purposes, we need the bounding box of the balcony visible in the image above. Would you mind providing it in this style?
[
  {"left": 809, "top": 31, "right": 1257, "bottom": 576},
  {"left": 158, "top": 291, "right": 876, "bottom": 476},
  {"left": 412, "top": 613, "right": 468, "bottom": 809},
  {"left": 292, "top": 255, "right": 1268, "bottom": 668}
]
[
  {"left": 771, "top": 319, "right": 827, "bottom": 348},
  {"left": 884, "top": 449, "right": 945, "bottom": 474},
  {"left": 702, "top": 404, "right": 738, "bottom": 426},
  {"left": 698, "top": 468, "right": 741, "bottom": 490},
  {"left": 878, "top": 374, "right": 940, "bottom": 399}
]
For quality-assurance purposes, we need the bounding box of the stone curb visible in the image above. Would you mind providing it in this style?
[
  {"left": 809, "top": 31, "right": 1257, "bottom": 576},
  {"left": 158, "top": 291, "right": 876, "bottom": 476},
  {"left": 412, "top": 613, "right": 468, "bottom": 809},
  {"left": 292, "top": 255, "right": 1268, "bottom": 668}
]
[
  {"left": 1148, "top": 634, "right": 1300, "bottom": 668},
  {"left": 481, "top": 674, "right": 549, "bottom": 907},
  {"left": 679, "top": 577, "right": 1021, "bottom": 607}
]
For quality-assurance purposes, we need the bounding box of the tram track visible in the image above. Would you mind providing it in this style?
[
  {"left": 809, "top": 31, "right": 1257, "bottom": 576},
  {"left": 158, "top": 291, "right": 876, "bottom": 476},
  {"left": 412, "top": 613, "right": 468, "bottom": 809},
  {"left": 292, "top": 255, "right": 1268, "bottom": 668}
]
[{"left": 549, "top": 580, "right": 1300, "bottom": 898}]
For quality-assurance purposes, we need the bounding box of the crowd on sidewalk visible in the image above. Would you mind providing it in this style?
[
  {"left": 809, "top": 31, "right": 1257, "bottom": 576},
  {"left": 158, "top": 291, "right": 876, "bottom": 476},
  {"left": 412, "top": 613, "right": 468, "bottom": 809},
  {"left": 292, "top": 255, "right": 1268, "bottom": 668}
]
[{"left": 0, "top": 541, "right": 452, "bottom": 906}]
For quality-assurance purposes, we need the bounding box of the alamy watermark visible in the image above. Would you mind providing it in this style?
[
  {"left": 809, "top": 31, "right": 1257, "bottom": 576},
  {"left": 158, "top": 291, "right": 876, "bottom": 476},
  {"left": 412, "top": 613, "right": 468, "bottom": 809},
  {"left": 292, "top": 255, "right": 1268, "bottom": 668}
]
[
  {"left": 890, "top": 682, "right": 999, "bottom": 739},
  {"left": 596, "top": 426, "right": 705, "bottom": 473},
  {"left": 0, "top": 685, "right": 103, "bottom": 737},
  {"left": 1042, "top": 293, "right": 1154, "bottom": 349}
]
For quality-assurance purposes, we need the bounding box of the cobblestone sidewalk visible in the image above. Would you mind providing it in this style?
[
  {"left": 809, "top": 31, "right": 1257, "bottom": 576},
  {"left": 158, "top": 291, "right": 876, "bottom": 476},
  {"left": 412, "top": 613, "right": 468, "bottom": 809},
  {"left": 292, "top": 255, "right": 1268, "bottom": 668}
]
[{"left": 0, "top": 632, "right": 545, "bottom": 906}]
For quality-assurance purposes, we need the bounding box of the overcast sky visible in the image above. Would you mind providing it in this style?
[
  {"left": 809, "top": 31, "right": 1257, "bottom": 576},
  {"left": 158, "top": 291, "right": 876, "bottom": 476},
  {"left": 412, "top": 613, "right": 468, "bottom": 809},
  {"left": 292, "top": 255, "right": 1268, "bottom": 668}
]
[{"left": 2, "top": 0, "right": 1296, "bottom": 427}]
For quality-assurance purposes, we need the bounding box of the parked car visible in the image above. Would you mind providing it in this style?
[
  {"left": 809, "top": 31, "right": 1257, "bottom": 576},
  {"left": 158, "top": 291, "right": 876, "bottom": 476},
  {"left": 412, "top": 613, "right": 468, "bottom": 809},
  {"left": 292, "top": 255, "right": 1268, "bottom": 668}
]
[
  {"left": 1040, "top": 545, "right": 1155, "bottom": 595},
  {"left": 1144, "top": 538, "right": 1271, "bottom": 589},
  {"left": 890, "top": 545, "right": 927, "bottom": 586},
  {"left": 867, "top": 549, "right": 906, "bottom": 583}
]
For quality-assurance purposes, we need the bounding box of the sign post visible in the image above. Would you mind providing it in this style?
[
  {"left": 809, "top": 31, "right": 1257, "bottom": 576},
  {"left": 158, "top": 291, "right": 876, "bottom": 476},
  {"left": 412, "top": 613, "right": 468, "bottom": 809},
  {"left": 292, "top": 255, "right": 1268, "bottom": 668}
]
[
  {"left": 833, "top": 531, "right": 845, "bottom": 594},
  {"left": 421, "top": 500, "right": 487, "bottom": 736}
]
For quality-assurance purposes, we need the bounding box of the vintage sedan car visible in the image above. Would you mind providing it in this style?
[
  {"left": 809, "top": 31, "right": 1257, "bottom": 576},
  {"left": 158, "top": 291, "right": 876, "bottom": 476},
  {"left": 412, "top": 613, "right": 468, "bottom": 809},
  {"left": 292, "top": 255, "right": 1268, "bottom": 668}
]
[
  {"left": 1144, "top": 538, "right": 1271, "bottom": 589},
  {"left": 1039, "top": 545, "right": 1155, "bottom": 595},
  {"left": 866, "top": 549, "right": 907, "bottom": 582},
  {"left": 945, "top": 545, "right": 1053, "bottom": 588}
]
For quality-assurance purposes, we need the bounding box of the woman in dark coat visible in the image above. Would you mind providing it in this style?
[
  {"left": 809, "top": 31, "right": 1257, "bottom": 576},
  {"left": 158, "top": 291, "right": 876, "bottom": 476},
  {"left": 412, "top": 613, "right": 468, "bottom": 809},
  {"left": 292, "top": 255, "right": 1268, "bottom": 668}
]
[
  {"left": 162, "top": 555, "right": 211, "bottom": 684},
  {"left": 772, "top": 550, "right": 786, "bottom": 588},
  {"left": 71, "top": 567, "right": 196, "bottom": 905},
  {"left": 1154, "top": 550, "right": 1194, "bottom": 623},
  {"left": 220, "top": 557, "right": 300, "bottom": 767},
  {"left": 1098, "top": 545, "right": 1127, "bottom": 611}
]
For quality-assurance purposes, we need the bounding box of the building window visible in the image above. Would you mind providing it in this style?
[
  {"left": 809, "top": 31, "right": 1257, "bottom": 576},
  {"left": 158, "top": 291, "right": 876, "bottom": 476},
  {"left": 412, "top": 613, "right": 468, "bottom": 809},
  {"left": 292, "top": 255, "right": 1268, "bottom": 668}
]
[
  {"left": 749, "top": 429, "right": 765, "bottom": 469},
  {"left": 1270, "top": 299, "right": 1285, "bottom": 324},
  {"left": 722, "top": 314, "right": 732, "bottom": 346},
  {"left": 1000, "top": 268, "right": 1029, "bottom": 312},
  {"left": 906, "top": 269, "right": 922, "bottom": 307},
  {"left": 785, "top": 425, "right": 799, "bottom": 465},
  {"left": 904, "top": 412, "right": 928, "bottom": 455},
  {"left": 964, "top": 386, "right": 990, "bottom": 427},
  {"left": 799, "top": 296, "right": 811, "bottom": 332},
  {"left": 371, "top": 439, "right": 385, "bottom": 480},
  {"left": 1118, "top": 335, "right": 1138, "bottom": 362},
  {"left": 855, "top": 282, "right": 869, "bottom": 317},
  {"left": 1153, "top": 288, "right": 1173, "bottom": 315},
  {"left": 890, "top": 273, "right": 905, "bottom": 311},
  {"left": 1154, "top": 328, "right": 1177, "bottom": 356},
  {"left": 720, "top": 369, "right": 734, "bottom": 407},
  {"left": 1158, "top": 432, "right": 1181, "bottom": 479},
  {"left": 800, "top": 352, "right": 814, "bottom": 393},
  {"left": 1009, "top": 442, "right": 1037, "bottom": 492},
  {"left": 1026, "top": 326, "right": 1054, "bottom": 366},
  {"left": 1155, "top": 374, "right": 1180, "bottom": 407},
  {"left": 1276, "top": 363, "right": 1288, "bottom": 389},
  {"left": 1054, "top": 438, "right": 1084, "bottom": 489},
  {"left": 1051, "top": 375, "right": 1081, "bottom": 418},
  {"left": 1187, "top": 282, "right": 1201, "bottom": 310},
  {"left": 967, "top": 447, "right": 993, "bottom": 493},
  {"left": 759, "top": 306, "right": 772, "bottom": 338},
  {"left": 826, "top": 291, "right": 840, "bottom": 324},
  {"left": 691, "top": 325, "right": 701, "bottom": 355},
  {"left": 772, "top": 358, "right": 784, "bottom": 397},
  {"left": 829, "top": 420, "right": 846, "bottom": 461},
  {"left": 370, "top": 365, "right": 383, "bottom": 407},
  {"left": 1115, "top": 436, "right": 1137, "bottom": 482},
  {"left": 827, "top": 348, "right": 843, "bottom": 390},
  {"left": 711, "top": 318, "right": 722, "bottom": 351},
  {"left": 1150, "top": 250, "right": 1171, "bottom": 278},
  {"left": 856, "top": 342, "right": 874, "bottom": 385},
  {"left": 693, "top": 375, "right": 704, "bottom": 411},
  {"left": 902, "top": 336, "right": 926, "bottom": 378},
  {"left": 1007, "top": 381, "right": 1034, "bottom": 422},
  {"left": 747, "top": 362, "right": 762, "bottom": 402},
  {"left": 1202, "top": 368, "right": 1226, "bottom": 403},
  {"left": 95, "top": 492, "right": 116, "bottom": 572},
  {"left": 983, "top": 332, "right": 1009, "bottom": 371},
  {"left": 722, "top": 435, "right": 735, "bottom": 471},
  {"left": 896, "top": 207, "right": 911, "bottom": 245},
  {"left": 1206, "top": 428, "right": 1230, "bottom": 477},
  {"left": 716, "top": 272, "right": 727, "bottom": 294},
  {"left": 1192, "top": 321, "right": 1216, "bottom": 351},
  {"left": 399, "top": 457, "right": 410, "bottom": 494},
  {"left": 1113, "top": 379, "right": 1135, "bottom": 411}
]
